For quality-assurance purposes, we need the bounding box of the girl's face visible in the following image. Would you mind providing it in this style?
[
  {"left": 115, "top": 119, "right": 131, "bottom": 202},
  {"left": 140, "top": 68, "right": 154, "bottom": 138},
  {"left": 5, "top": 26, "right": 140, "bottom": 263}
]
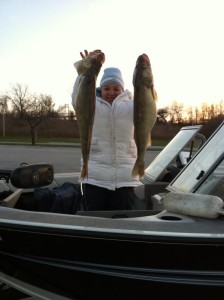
[{"left": 101, "top": 83, "right": 123, "bottom": 104}]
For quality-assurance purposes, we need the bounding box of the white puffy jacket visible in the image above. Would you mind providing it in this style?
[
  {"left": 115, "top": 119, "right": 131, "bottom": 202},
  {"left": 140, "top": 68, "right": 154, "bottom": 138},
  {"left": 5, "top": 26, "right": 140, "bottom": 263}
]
[{"left": 72, "top": 76, "right": 140, "bottom": 190}]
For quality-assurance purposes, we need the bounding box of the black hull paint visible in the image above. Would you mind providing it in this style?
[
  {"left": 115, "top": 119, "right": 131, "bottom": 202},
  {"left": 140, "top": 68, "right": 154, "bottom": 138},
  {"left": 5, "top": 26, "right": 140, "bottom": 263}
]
[{"left": 1, "top": 222, "right": 224, "bottom": 299}]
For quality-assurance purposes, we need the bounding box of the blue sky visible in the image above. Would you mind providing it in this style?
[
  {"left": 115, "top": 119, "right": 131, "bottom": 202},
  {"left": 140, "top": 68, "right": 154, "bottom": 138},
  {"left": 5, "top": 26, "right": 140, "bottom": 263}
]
[{"left": 1, "top": 0, "right": 224, "bottom": 109}]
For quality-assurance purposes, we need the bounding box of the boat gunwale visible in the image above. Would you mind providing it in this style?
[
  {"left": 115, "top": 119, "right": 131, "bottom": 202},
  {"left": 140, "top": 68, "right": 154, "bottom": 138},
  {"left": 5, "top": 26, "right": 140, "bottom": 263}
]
[{"left": 1, "top": 214, "right": 224, "bottom": 242}]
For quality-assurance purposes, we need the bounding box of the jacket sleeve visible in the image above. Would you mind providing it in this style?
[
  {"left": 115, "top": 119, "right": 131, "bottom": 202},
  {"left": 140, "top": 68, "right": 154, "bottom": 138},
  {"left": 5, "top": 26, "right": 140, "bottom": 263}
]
[{"left": 71, "top": 75, "right": 82, "bottom": 109}]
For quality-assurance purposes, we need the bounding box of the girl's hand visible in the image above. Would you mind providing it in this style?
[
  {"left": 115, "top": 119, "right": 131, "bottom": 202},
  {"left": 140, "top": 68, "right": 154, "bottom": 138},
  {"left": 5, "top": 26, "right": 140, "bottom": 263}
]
[{"left": 80, "top": 49, "right": 105, "bottom": 64}]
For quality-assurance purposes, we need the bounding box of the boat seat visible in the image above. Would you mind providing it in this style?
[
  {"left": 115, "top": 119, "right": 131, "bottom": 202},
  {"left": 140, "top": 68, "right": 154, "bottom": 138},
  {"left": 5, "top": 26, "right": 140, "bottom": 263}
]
[
  {"left": 47, "top": 172, "right": 80, "bottom": 189},
  {"left": 0, "top": 189, "right": 23, "bottom": 208}
]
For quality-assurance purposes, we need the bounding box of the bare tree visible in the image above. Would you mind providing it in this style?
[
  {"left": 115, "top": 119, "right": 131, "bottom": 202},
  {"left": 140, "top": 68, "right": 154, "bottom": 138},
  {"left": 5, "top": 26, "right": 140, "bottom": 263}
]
[
  {"left": 200, "top": 102, "right": 209, "bottom": 123},
  {"left": 168, "top": 101, "right": 184, "bottom": 123},
  {"left": 157, "top": 107, "right": 169, "bottom": 123},
  {"left": 39, "top": 93, "right": 55, "bottom": 116},
  {"left": 187, "top": 106, "right": 194, "bottom": 124},
  {"left": 8, "top": 83, "right": 55, "bottom": 145},
  {"left": 217, "top": 99, "right": 224, "bottom": 115},
  {"left": 0, "top": 95, "right": 10, "bottom": 137},
  {"left": 0, "top": 95, "right": 10, "bottom": 113},
  {"left": 194, "top": 106, "right": 200, "bottom": 124}
]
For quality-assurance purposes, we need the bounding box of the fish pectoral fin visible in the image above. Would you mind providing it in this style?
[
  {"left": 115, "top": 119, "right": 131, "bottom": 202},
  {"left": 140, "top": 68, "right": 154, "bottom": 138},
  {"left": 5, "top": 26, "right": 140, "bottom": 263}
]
[
  {"left": 143, "top": 78, "right": 158, "bottom": 101},
  {"left": 151, "top": 86, "right": 158, "bottom": 101},
  {"left": 143, "top": 76, "right": 152, "bottom": 89}
]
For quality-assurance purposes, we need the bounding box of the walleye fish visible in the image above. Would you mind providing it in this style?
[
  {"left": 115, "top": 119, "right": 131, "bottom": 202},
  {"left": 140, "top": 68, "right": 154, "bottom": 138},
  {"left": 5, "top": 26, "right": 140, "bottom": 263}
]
[
  {"left": 132, "top": 53, "right": 157, "bottom": 178},
  {"left": 74, "top": 50, "right": 105, "bottom": 179}
]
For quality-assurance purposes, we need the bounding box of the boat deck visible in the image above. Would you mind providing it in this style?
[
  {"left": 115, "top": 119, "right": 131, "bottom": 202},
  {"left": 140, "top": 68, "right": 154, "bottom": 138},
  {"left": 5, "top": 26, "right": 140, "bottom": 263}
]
[{"left": 0, "top": 206, "right": 224, "bottom": 239}]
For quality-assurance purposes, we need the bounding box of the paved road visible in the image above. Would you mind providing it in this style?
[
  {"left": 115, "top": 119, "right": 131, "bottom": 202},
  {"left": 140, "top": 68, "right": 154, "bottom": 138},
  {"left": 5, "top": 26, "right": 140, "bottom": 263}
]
[{"left": 1, "top": 144, "right": 160, "bottom": 173}]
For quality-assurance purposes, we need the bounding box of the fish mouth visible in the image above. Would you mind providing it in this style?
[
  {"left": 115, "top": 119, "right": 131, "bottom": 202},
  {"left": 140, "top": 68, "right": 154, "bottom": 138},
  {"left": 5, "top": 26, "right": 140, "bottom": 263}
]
[
  {"left": 141, "top": 53, "right": 149, "bottom": 60},
  {"left": 136, "top": 53, "right": 150, "bottom": 66}
]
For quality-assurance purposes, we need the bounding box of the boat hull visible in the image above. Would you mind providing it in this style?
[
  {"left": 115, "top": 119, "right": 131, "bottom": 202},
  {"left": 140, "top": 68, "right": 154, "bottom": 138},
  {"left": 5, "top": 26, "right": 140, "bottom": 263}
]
[{"left": 1, "top": 211, "right": 224, "bottom": 299}]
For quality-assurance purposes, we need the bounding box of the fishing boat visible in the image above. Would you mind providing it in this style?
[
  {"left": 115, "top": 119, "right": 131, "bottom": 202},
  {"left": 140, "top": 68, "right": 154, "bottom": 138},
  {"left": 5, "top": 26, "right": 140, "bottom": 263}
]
[{"left": 0, "top": 122, "right": 223, "bottom": 299}]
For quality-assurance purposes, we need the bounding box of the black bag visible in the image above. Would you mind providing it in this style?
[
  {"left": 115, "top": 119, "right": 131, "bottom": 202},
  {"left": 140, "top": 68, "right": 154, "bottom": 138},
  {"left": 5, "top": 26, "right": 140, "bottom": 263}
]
[{"left": 34, "top": 182, "right": 81, "bottom": 214}]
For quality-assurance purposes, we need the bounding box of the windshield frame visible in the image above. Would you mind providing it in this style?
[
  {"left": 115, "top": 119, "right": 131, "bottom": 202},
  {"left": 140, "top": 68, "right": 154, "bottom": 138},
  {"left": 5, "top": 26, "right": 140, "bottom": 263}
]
[{"left": 167, "top": 121, "right": 224, "bottom": 193}]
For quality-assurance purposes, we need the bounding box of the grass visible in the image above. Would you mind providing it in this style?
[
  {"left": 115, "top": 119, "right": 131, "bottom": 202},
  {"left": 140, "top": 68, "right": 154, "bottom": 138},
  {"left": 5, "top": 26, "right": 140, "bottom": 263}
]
[
  {"left": 0, "top": 136, "right": 80, "bottom": 144},
  {"left": 151, "top": 139, "right": 169, "bottom": 146},
  {"left": 0, "top": 136, "right": 169, "bottom": 146}
]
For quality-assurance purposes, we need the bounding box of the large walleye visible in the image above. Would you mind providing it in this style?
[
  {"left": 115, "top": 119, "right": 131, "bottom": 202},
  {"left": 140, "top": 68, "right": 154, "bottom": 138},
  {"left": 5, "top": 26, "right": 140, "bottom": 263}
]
[
  {"left": 74, "top": 50, "right": 105, "bottom": 179},
  {"left": 132, "top": 53, "right": 157, "bottom": 178}
]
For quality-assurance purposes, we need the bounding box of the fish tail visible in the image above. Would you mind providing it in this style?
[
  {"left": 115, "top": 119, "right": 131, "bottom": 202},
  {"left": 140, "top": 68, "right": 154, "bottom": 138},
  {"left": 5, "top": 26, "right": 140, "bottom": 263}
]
[
  {"left": 80, "top": 163, "right": 88, "bottom": 180},
  {"left": 132, "top": 160, "right": 145, "bottom": 178}
]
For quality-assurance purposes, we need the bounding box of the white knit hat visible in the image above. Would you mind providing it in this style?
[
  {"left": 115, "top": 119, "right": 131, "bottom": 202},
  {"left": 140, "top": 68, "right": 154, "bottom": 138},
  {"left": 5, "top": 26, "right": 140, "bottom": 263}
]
[{"left": 100, "top": 67, "right": 124, "bottom": 90}]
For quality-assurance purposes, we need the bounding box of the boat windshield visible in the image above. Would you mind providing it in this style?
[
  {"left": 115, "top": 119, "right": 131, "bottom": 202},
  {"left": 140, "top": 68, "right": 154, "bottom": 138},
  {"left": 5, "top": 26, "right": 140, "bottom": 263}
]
[
  {"left": 167, "top": 121, "right": 224, "bottom": 193},
  {"left": 196, "top": 157, "right": 224, "bottom": 201},
  {"left": 144, "top": 125, "right": 202, "bottom": 182}
]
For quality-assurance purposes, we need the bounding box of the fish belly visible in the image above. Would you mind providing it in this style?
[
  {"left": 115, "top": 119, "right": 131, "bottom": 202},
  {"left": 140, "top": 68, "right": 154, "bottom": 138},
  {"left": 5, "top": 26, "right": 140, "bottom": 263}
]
[
  {"left": 75, "top": 75, "right": 96, "bottom": 179},
  {"left": 132, "top": 88, "right": 157, "bottom": 178}
]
